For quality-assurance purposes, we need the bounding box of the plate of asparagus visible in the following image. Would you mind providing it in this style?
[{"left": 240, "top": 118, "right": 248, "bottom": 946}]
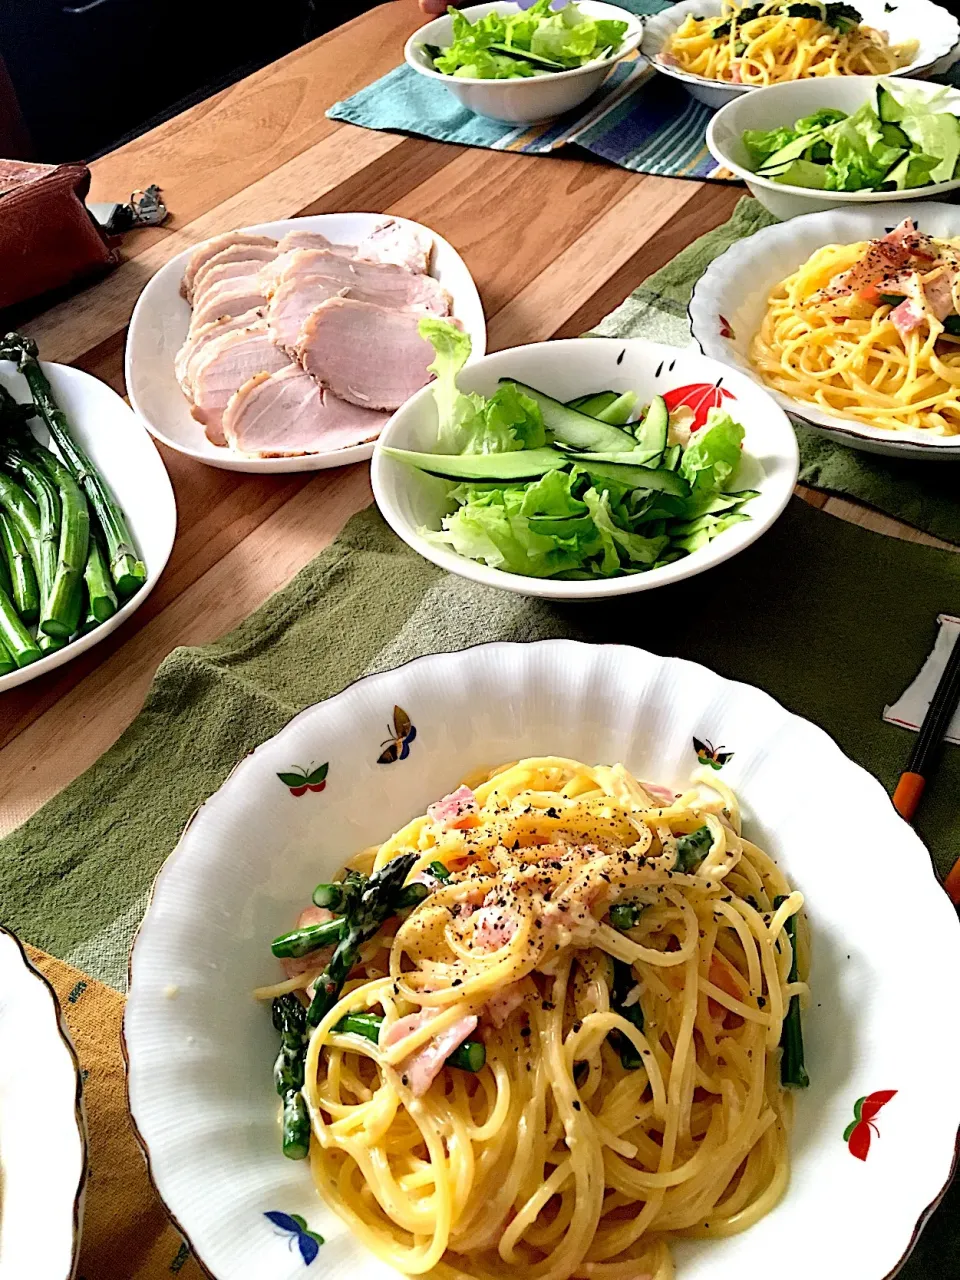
[{"left": 0, "top": 332, "right": 176, "bottom": 690}]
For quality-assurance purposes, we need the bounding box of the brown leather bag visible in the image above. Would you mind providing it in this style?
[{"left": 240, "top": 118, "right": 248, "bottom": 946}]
[{"left": 0, "top": 159, "right": 118, "bottom": 309}]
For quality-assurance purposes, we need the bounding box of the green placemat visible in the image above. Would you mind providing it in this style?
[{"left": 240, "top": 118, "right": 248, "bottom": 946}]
[{"left": 593, "top": 196, "right": 960, "bottom": 547}]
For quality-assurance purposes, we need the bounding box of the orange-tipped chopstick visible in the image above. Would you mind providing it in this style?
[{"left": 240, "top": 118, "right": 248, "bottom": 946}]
[{"left": 892, "top": 628, "right": 960, "bottom": 904}]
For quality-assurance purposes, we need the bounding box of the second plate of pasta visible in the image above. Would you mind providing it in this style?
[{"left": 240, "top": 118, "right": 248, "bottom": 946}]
[
  {"left": 690, "top": 200, "right": 960, "bottom": 457},
  {"left": 123, "top": 640, "right": 960, "bottom": 1280}
]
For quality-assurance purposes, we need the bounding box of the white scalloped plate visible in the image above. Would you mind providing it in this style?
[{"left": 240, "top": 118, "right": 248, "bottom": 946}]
[
  {"left": 0, "top": 926, "right": 87, "bottom": 1280},
  {"left": 689, "top": 201, "right": 960, "bottom": 458},
  {"left": 641, "top": 0, "right": 960, "bottom": 108},
  {"left": 125, "top": 641, "right": 960, "bottom": 1280},
  {"left": 125, "top": 214, "right": 487, "bottom": 474}
]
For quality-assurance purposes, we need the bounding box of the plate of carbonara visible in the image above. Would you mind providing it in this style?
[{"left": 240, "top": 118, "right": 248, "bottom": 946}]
[
  {"left": 691, "top": 201, "right": 960, "bottom": 456},
  {"left": 641, "top": 1, "right": 957, "bottom": 108},
  {"left": 124, "top": 641, "right": 960, "bottom": 1280}
]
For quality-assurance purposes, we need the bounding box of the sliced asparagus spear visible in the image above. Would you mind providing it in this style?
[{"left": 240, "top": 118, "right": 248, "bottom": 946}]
[
  {"left": 0, "top": 583, "right": 40, "bottom": 667},
  {"left": 272, "top": 994, "right": 311, "bottom": 1160},
  {"left": 0, "top": 472, "right": 41, "bottom": 582},
  {"left": 271, "top": 916, "right": 346, "bottom": 960},
  {"left": 84, "top": 535, "right": 118, "bottom": 623},
  {"left": 307, "top": 854, "right": 422, "bottom": 1027},
  {"left": 0, "top": 511, "right": 39, "bottom": 623},
  {"left": 0, "top": 636, "right": 16, "bottom": 676},
  {"left": 334, "top": 1011, "right": 486, "bottom": 1072},
  {"left": 3, "top": 444, "right": 60, "bottom": 601},
  {"left": 774, "top": 896, "right": 809, "bottom": 1089},
  {"left": 0, "top": 334, "right": 146, "bottom": 597},
  {"left": 35, "top": 448, "right": 89, "bottom": 639}
]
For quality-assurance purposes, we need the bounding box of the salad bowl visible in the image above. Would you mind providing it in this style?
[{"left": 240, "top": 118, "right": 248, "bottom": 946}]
[
  {"left": 707, "top": 76, "right": 960, "bottom": 220},
  {"left": 405, "top": 1, "right": 645, "bottom": 125},
  {"left": 123, "top": 639, "right": 960, "bottom": 1280},
  {"left": 641, "top": 0, "right": 960, "bottom": 110},
  {"left": 371, "top": 337, "right": 798, "bottom": 600},
  {"left": 0, "top": 926, "right": 87, "bottom": 1280}
]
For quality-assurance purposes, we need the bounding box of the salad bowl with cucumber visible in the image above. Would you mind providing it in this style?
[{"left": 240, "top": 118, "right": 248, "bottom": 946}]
[
  {"left": 371, "top": 322, "right": 798, "bottom": 600},
  {"left": 708, "top": 75, "right": 960, "bottom": 220}
]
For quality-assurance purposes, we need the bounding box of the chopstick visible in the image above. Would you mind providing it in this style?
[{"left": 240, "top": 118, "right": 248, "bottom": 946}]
[{"left": 891, "top": 628, "right": 960, "bottom": 902}]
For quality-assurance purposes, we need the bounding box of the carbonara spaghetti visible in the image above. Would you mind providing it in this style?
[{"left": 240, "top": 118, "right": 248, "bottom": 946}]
[
  {"left": 261, "top": 757, "right": 810, "bottom": 1280},
  {"left": 662, "top": 2, "right": 917, "bottom": 86},
  {"left": 752, "top": 218, "right": 960, "bottom": 434}
]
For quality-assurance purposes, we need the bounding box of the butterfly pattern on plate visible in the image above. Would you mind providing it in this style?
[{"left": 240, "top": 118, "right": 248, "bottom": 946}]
[
  {"left": 263, "top": 1210, "right": 324, "bottom": 1265},
  {"left": 662, "top": 381, "right": 737, "bottom": 432},
  {"left": 277, "top": 762, "right": 329, "bottom": 797},
  {"left": 844, "top": 1090, "right": 897, "bottom": 1161},
  {"left": 693, "top": 737, "right": 734, "bottom": 770},
  {"left": 378, "top": 706, "right": 417, "bottom": 764}
]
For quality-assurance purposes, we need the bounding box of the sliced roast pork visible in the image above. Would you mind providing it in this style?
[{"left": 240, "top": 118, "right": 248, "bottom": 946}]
[
  {"left": 181, "top": 232, "right": 276, "bottom": 301},
  {"left": 189, "top": 280, "right": 269, "bottom": 333},
  {"left": 357, "top": 218, "right": 432, "bottom": 274},
  {"left": 191, "top": 244, "right": 278, "bottom": 305},
  {"left": 222, "top": 364, "right": 388, "bottom": 457},
  {"left": 295, "top": 297, "right": 438, "bottom": 411},
  {"left": 274, "top": 249, "right": 451, "bottom": 313},
  {"left": 266, "top": 264, "right": 450, "bottom": 354},
  {"left": 175, "top": 308, "right": 265, "bottom": 398},
  {"left": 190, "top": 326, "right": 291, "bottom": 445},
  {"left": 276, "top": 229, "right": 357, "bottom": 257}
]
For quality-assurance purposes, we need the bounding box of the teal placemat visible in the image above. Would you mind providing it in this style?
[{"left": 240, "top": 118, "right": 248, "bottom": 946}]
[{"left": 328, "top": 2, "right": 960, "bottom": 181}]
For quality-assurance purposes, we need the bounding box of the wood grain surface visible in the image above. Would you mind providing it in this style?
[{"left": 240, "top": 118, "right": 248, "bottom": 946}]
[{"left": 0, "top": 1, "right": 954, "bottom": 836}]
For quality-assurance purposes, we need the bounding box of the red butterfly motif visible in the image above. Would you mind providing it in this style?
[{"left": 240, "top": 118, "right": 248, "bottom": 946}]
[
  {"left": 661, "top": 381, "right": 737, "bottom": 432},
  {"left": 843, "top": 1089, "right": 897, "bottom": 1161}
]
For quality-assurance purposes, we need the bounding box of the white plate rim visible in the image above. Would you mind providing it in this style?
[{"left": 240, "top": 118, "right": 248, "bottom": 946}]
[
  {"left": 122, "top": 638, "right": 960, "bottom": 1280},
  {"left": 124, "top": 214, "right": 487, "bottom": 475},
  {"left": 0, "top": 361, "right": 177, "bottom": 692},
  {"left": 0, "top": 924, "right": 87, "bottom": 1280},
  {"left": 688, "top": 200, "right": 960, "bottom": 457}
]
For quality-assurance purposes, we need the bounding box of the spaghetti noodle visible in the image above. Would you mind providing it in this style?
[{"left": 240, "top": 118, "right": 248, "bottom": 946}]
[
  {"left": 752, "top": 219, "right": 960, "bottom": 434},
  {"left": 261, "top": 757, "right": 810, "bottom": 1280},
  {"left": 662, "top": 2, "right": 916, "bottom": 86}
]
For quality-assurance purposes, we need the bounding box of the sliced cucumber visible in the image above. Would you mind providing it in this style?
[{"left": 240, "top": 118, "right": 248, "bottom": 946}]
[
  {"left": 507, "top": 381, "right": 639, "bottom": 453},
  {"left": 634, "top": 395, "right": 668, "bottom": 456},
  {"left": 381, "top": 446, "right": 567, "bottom": 481},
  {"left": 574, "top": 460, "right": 690, "bottom": 498},
  {"left": 662, "top": 444, "right": 682, "bottom": 471},
  {"left": 559, "top": 448, "right": 664, "bottom": 466},
  {"left": 595, "top": 391, "right": 638, "bottom": 425},
  {"left": 487, "top": 42, "right": 566, "bottom": 70},
  {"left": 756, "top": 131, "right": 821, "bottom": 173},
  {"left": 567, "top": 391, "right": 618, "bottom": 415},
  {"left": 876, "top": 83, "right": 905, "bottom": 124}
]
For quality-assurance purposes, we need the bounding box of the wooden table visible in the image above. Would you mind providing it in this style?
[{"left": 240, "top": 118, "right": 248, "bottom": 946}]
[{"left": 0, "top": 2, "right": 954, "bottom": 836}]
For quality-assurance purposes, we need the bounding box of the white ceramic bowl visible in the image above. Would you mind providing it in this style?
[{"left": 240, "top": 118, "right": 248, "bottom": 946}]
[
  {"left": 124, "top": 639, "right": 960, "bottom": 1280},
  {"left": 0, "top": 926, "right": 86, "bottom": 1280},
  {"left": 707, "top": 76, "right": 960, "bottom": 219},
  {"left": 0, "top": 361, "right": 177, "bottom": 691},
  {"left": 125, "top": 214, "right": 486, "bottom": 474},
  {"left": 404, "top": 1, "right": 644, "bottom": 124},
  {"left": 642, "top": 0, "right": 960, "bottom": 109},
  {"left": 370, "top": 337, "right": 798, "bottom": 600},
  {"left": 689, "top": 200, "right": 960, "bottom": 458}
]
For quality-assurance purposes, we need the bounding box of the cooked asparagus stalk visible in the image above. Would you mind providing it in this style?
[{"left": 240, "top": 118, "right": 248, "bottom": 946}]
[
  {"left": 0, "top": 512, "right": 39, "bottom": 623},
  {"left": 0, "top": 584, "right": 40, "bottom": 667},
  {"left": 2, "top": 443, "right": 60, "bottom": 601},
  {"left": 333, "top": 1011, "right": 486, "bottom": 1072},
  {"left": 0, "top": 472, "right": 41, "bottom": 585},
  {"left": 774, "top": 896, "right": 809, "bottom": 1089},
  {"left": 0, "top": 636, "right": 16, "bottom": 676},
  {"left": 34, "top": 448, "right": 89, "bottom": 639},
  {"left": 609, "top": 957, "right": 644, "bottom": 1071},
  {"left": 272, "top": 994, "right": 311, "bottom": 1160},
  {"left": 307, "top": 853, "right": 423, "bottom": 1027},
  {"left": 312, "top": 869, "right": 367, "bottom": 912},
  {"left": 83, "top": 535, "right": 118, "bottom": 623},
  {"left": 271, "top": 916, "right": 346, "bottom": 959},
  {"left": 0, "top": 333, "right": 146, "bottom": 597}
]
